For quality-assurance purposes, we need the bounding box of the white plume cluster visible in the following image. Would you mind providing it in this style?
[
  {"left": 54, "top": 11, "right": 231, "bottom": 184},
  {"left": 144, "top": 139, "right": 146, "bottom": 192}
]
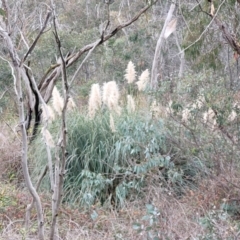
[
  {"left": 136, "top": 69, "right": 150, "bottom": 91},
  {"left": 52, "top": 86, "right": 64, "bottom": 116},
  {"left": 68, "top": 97, "right": 77, "bottom": 111},
  {"left": 125, "top": 61, "right": 136, "bottom": 84},
  {"left": 203, "top": 108, "right": 217, "bottom": 129},
  {"left": 102, "top": 81, "right": 121, "bottom": 114},
  {"left": 88, "top": 83, "right": 102, "bottom": 119},
  {"left": 228, "top": 110, "right": 237, "bottom": 122}
]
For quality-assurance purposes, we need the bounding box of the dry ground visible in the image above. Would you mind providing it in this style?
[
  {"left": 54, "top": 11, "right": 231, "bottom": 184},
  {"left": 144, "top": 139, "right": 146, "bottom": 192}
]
[{"left": 1, "top": 124, "right": 240, "bottom": 239}]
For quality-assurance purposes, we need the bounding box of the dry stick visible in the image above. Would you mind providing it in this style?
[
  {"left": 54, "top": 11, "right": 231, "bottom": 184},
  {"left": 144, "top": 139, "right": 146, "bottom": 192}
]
[
  {"left": 50, "top": 16, "right": 69, "bottom": 240},
  {"left": 25, "top": 165, "right": 48, "bottom": 230}
]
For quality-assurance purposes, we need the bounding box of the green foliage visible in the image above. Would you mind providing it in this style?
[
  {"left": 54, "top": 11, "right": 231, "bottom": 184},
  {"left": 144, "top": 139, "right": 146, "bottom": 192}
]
[
  {"left": 31, "top": 110, "right": 171, "bottom": 207},
  {"left": 133, "top": 204, "right": 161, "bottom": 240},
  {"left": 0, "top": 8, "right": 5, "bottom": 17},
  {"left": 31, "top": 100, "right": 209, "bottom": 208},
  {"left": 198, "top": 208, "right": 240, "bottom": 239}
]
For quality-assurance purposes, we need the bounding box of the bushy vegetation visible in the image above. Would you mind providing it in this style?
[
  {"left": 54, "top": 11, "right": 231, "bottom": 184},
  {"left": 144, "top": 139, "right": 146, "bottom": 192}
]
[
  {"left": 30, "top": 78, "right": 216, "bottom": 210},
  {"left": 31, "top": 108, "right": 196, "bottom": 208}
]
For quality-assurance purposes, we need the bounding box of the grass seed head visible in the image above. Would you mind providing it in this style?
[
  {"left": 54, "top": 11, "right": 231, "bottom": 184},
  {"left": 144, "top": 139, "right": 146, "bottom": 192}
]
[
  {"left": 124, "top": 61, "right": 136, "bottom": 84},
  {"left": 88, "top": 83, "right": 102, "bottom": 119},
  {"left": 52, "top": 86, "right": 64, "bottom": 116}
]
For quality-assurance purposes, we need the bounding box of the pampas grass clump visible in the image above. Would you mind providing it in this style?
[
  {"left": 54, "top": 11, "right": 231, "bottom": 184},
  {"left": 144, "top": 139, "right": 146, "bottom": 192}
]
[
  {"left": 52, "top": 86, "right": 64, "bottom": 116},
  {"left": 136, "top": 69, "right": 149, "bottom": 91},
  {"left": 102, "top": 81, "right": 121, "bottom": 114},
  {"left": 124, "top": 61, "right": 136, "bottom": 84},
  {"left": 88, "top": 83, "right": 102, "bottom": 119}
]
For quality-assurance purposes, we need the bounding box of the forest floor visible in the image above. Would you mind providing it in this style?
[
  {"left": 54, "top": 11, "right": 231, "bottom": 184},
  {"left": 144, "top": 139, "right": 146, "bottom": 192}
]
[{"left": 1, "top": 124, "right": 240, "bottom": 239}]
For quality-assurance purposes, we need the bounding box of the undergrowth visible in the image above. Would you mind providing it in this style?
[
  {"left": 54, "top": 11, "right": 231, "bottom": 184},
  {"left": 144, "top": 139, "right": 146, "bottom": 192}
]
[{"left": 30, "top": 106, "right": 205, "bottom": 208}]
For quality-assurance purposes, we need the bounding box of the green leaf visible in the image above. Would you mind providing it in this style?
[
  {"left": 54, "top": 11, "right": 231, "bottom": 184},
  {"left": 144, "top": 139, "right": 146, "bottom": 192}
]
[
  {"left": 132, "top": 222, "right": 141, "bottom": 230},
  {"left": 90, "top": 210, "right": 98, "bottom": 221},
  {"left": 141, "top": 215, "right": 150, "bottom": 221},
  {"left": 146, "top": 204, "right": 154, "bottom": 212},
  {"left": 0, "top": 8, "right": 6, "bottom": 17}
]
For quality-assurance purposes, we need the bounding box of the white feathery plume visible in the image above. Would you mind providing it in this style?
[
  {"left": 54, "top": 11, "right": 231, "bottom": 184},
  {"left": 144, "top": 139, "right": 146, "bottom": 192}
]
[
  {"left": 136, "top": 69, "right": 149, "bottom": 91},
  {"left": 52, "top": 86, "right": 64, "bottom": 116},
  {"left": 109, "top": 114, "right": 116, "bottom": 133},
  {"left": 102, "top": 81, "right": 120, "bottom": 114},
  {"left": 127, "top": 95, "right": 136, "bottom": 113},
  {"left": 67, "top": 97, "right": 76, "bottom": 111},
  {"left": 203, "top": 108, "right": 217, "bottom": 128},
  {"left": 228, "top": 110, "right": 237, "bottom": 122},
  {"left": 41, "top": 127, "right": 55, "bottom": 148},
  {"left": 88, "top": 83, "right": 102, "bottom": 119},
  {"left": 124, "top": 61, "right": 136, "bottom": 84},
  {"left": 42, "top": 105, "right": 55, "bottom": 123},
  {"left": 233, "top": 102, "right": 240, "bottom": 109}
]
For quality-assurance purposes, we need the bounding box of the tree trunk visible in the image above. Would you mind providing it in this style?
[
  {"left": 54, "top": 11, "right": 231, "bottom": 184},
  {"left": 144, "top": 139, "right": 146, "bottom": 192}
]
[{"left": 150, "top": 1, "right": 176, "bottom": 90}]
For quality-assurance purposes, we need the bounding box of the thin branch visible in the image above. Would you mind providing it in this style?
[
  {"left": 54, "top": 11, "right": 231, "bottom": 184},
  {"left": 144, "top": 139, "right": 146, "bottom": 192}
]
[
  {"left": 38, "top": 1, "right": 158, "bottom": 102},
  {"left": 69, "top": 39, "right": 101, "bottom": 86},
  {"left": 22, "top": 11, "right": 52, "bottom": 63},
  {"left": 25, "top": 165, "right": 48, "bottom": 230},
  {"left": 0, "top": 89, "right": 7, "bottom": 100},
  {"left": 50, "top": 14, "right": 69, "bottom": 240},
  {"left": 175, "top": 0, "right": 226, "bottom": 56}
]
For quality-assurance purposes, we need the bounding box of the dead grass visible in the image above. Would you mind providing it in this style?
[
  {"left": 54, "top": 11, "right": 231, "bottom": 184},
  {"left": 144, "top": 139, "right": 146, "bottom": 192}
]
[
  {"left": 0, "top": 123, "right": 22, "bottom": 184},
  {"left": 1, "top": 168, "right": 240, "bottom": 239},
  {"left": 1, "top": 113, "right": 240, "bottom": 239}
]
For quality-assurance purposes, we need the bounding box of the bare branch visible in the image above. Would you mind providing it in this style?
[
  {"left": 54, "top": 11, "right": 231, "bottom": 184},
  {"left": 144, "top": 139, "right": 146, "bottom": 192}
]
[
  {"left": 50, "top": 14, "right": 69, "bottom": 240},
  {"left": 38, "top": 1, "right": 158, "bottom": 102},
  {"left": 22, "top": 11, "right": 52, "bottom": 63},
  {"left": 175, "top": 0, "right": 226, "bottom": 57}
]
